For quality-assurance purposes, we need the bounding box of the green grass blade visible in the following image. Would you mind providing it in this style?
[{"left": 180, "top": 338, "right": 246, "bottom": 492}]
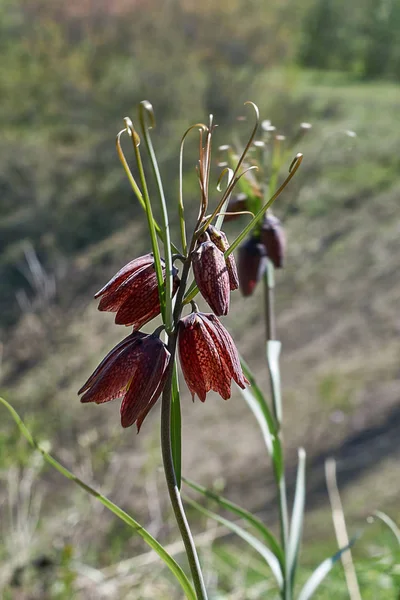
[
  {"left": 240, "top": 357, "right": 278, "bottom": 438},
  {"left": 0, "top": 397, "right": 196, "bottom": 600},
  {"left": 373, "top": 511, "right": 400, "bottom": 546},
  {"left": 184, "top": 496, "right": 284, "bottom": 590},
  {"left": 297, "top": 538, "right": 358, "bottom": 600},
  {"left": 287, "top": 448, "right": 306, "bottom": 591},
  {"left": 171, "top": 363, "right": 182, "bottom": 489},
  {"left": 266, "top": 340, "right": 283, "bottom": 425},
  {"left": 183, "top": 477, "right": 284, "bottom": 567}
]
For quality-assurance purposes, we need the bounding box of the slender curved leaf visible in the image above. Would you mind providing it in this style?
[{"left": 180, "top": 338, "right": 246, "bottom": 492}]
[
  {"left": 171, "top": 363, "right": 182, "bottom": 489},
  {"left": 183, "top": 477, "right": 284, "bottom": 567},
  {"left": 266, "top": 340, "right": 282, "bottom": 425},
  {"left": 297, "top": 538, "right": 358, "bottom": 600},
  {"left": 0, "top": 397, "right": 196, "bottom": 600},
  {"left": 185, "top": 496, "right": 283, "bottom": 590},
  {"left": 374, "top": 511, "right": 400, "bottom": 546},
  {"left": 287, "top": 448, "right": 306, "bottom": 590}
]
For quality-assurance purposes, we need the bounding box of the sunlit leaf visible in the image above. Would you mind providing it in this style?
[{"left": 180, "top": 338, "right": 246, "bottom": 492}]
[
  {"left": 297, "top": 538, "right": 358, "bottom": 600},
  {"left": 287, "top": 448, "right": 306, "bottom": 590},
  {"left": 183, "top": 477, "right": 284, "bottom": 567},
  {"left": 185, "top": 496, "right": 283, "bottom": 590},
  {"left": 0, "top": 397, "right": 196, "bottom": 600},
  {"left": 171, "top": 363, "right": 182, "bottom": 489}
]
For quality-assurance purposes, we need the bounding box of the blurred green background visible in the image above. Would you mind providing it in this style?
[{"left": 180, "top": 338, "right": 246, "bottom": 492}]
[{"left": 0, "top": 0, "right": 399, "bottom": 597}]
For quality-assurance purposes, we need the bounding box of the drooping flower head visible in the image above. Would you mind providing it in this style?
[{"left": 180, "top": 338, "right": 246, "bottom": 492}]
[
  {"left": 78, "top": 331, "right": 170, "bottom": 431},
  {"left": 95, "top": 253, "right": 180, "bottom": 329},
  {"left": 178, "top": 312, "right": 249, "bottom": 402},
  {"left": 238, "top": 236, "right": 267, "bottom": 297},
  {"left": 260, "top": 214, "right": 286, "bottom": 268},
  {"left": 191, "top": 234, "right": 230, "bottom": 316}
]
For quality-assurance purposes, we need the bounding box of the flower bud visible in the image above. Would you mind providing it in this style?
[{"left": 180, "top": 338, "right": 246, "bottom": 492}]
[
  {"left": 78, "top": 331, "right": 170, "bottom": 431},
  {"left": 260, "top": 214, "right": 286, "bottom": 268},
  {"left": 206, "top": 225, "right": 239, "bottom": 291},
  {"left": 191, "top": 237, "right": 230, "bottom": 316},
  {"left": 178, "top": 312, "right": 248, "bottom": 402},
  {"left": 95, "top": 254, "right": 180, "bottom": 329},
  {"left": 238, "top": 237, "right": 266, "bottom": 297}
]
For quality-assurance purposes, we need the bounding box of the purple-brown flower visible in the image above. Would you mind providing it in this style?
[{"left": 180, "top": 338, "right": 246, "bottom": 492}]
[
  {"left": 94, "top": 253, "right": 180, "bottom": 329},
  {"left": 78, "top": 331, "right": 170, "bottom": 431},
  {"left": 238, "top": 237, "right": 267, "bottom": 297},
  {"left": 178, "top": 312, "right": 249, "bottom": 402},
  {"left": 191, "top": 236, "right": 230, "bottom": 316},
  {"left": 207, "top": 225, "right": 239, "bottom": 291},
  {"left": 260, "top": 214, "right": 286, "bottom": 268}
]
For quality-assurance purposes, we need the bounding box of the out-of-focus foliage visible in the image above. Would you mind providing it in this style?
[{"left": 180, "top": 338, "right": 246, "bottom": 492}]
[
  {"left": 0, "top": 0, "right": 302, "bottom": 328},
  {"left": 299, "top": 0, "right": 400, "bottom": 79}
]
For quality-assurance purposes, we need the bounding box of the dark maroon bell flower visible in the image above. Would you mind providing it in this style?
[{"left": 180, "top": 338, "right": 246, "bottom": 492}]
[
  {"left": 261, "top": 214, "right": 286, "bottom": 268},
  {"left": 191, "top": 236, "right": 230, "bottom": 316},
  {"left": 95, "top": 253, "right": 180, "bottom": 329},
  {"left": 207, "top": 224, "right": 239, "bottom": 291},
  {"left": 178, "top": 312, "right": 249, "bottom": 402},
  {"left": 78, "top": 331, "right": 170, "bottom": 431},
  {"left": 238, "top": 237, "right": 267, "bottom": 297}
]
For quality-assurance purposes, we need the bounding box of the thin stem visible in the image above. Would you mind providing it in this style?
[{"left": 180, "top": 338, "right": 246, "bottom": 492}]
[
  {"left": 139, "top": 102, "right": 174, "bottom": 333},
  {"left": 161, "top": 254, "right": 208, "bottom": 600},
  {"left": 124, "top": 118, "right": 165, "bottom": 322},
  {"left": 264, "top": 254, "right": 290, "bottom": 599}
]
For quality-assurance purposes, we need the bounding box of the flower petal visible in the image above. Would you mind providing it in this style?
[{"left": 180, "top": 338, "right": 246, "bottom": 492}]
[{"left": 94, "top": 254, "right": 154, "bottom": 299}]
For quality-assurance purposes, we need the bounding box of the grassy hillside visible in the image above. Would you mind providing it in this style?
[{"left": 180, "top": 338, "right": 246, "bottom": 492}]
[{"left": 1, "top": 70, "right": 399, "bottom": 597}]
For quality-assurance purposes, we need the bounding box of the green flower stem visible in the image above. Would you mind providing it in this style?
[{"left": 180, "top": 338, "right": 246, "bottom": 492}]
[
  {"left": 124, "top": 118, "right": 166, "bottom": 322},
  {"left": 161, "top": 252, "right": 208, "bottom": 600},
  {"left": 139, "top": 101, "right": 174, "bottom": 333},
  {"left": 264, "top": 257, "right": 290, "bottom": 599},
  {"left": 116, "top": 130, "right": 179, "bottom": 254},
  {"left": 226, "top": 153, "right": 303, "bottom": 258},
  {"left": 182, "top": 154, "right": 303, "bottom": 306},
  {"left": 0, "top": 397, "right": 196, "bottom": 600}
]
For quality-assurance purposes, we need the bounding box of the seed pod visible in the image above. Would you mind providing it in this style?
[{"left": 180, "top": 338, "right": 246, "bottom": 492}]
[
  {"left": 191, "top": 236, "right": 230, "bottom": 316},
  {"left": 238, "top": 237, "right": 266, "bottom": 297},
  {"left": 260, "top": 214, "right": 286, "bottom": 268},
  {"left": 206, "top": 225, "right": 239, "bottom": 291}
]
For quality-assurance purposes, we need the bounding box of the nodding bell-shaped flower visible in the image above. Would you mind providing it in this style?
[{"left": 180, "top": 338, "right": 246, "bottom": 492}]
[
  {"left": 94, "top": 253, "right": 180, "bottom": 329},
  {"left": 178, "top": 312, "right": 249, "bottom": 402},
  {"left": 261, "top": 214, "right": 286, "bottom": 268},
  {"left": 191, "top": 234, "right": 230, "bottom": 316},
  {"left": 206, "top": 225, "right": 239, "bottom": 291},
  {"left": 238, "top": 237, "right": 267, "bottom": 297},
  {"left": 78, "top": 331, "right": 170, "bottom": 431}
]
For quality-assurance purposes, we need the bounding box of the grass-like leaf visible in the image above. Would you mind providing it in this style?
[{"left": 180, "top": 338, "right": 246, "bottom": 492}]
[
  {"left": 287, "top": 448, "right": 306, "bottom": 590},
  {"left": 0, "top": 397, "right": 196, "bottom": 600},
  {"left": 171, "top": 363, "right": 182, "bottom": 489},
  {"left": 266, "top": 340, "right": 283, "bottom": 425},
  {"left": 183, "top": 477, "right": 284, "bottom": 567},
  {"left": 184, "top": 496, "right": 284, "bottom": 590},
  {"left": 297, "top": 538, "right": 358, "bottom": 600}
]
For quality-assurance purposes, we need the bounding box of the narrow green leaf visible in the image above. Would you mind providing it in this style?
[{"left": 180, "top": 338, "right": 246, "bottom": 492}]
[
  {"left": 183, "top": 477, "right": 284, "bottom": 567},
  {"left": 239, "top": 386, "right": 274, "bottom": 455},
  {"left": 240, "top": 356, "right": 277, "bottom": 438},
  {"left": 171, "top": 363, "right": 182, "bottom": 489},
  {"left": 266, "top": 340, "right": 282, "bottom": 425},
  {"left": 185, "top": 496, "right": 283, "bottom": 590},
  {"left": 0, "top": 397, "right": 196, "bottom": 600},
  {"left": 373, "top": 511, "right": 400, "bottom": 546},
  {"left": 297, "top": 538, "right": 358, "bottom": 600},
  {"left": 287, "top": 448, "right": 306, "bottom": 590}
]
